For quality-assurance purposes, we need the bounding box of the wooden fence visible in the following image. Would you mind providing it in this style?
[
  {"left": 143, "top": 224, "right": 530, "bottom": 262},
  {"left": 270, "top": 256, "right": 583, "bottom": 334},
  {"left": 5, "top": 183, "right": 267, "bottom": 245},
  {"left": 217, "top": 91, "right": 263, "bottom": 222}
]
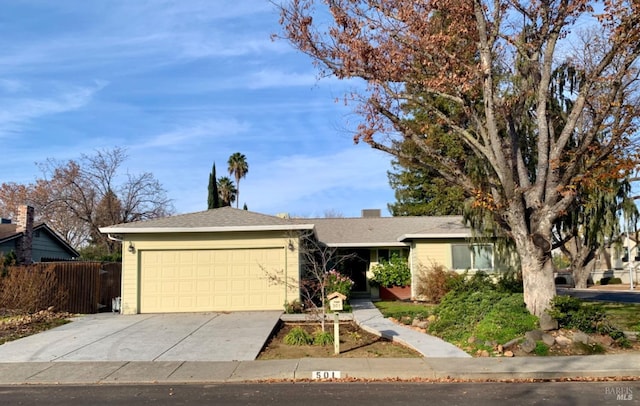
[{"left": 20, "top": 262, "right": 121, "bottom": 314}]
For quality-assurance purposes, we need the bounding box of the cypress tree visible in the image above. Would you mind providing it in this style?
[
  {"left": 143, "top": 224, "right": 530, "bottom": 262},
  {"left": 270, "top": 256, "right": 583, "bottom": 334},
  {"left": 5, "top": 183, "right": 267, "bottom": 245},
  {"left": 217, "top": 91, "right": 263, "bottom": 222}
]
[{"left": 208, "top": 162, "right": 220, "bottom": 209}]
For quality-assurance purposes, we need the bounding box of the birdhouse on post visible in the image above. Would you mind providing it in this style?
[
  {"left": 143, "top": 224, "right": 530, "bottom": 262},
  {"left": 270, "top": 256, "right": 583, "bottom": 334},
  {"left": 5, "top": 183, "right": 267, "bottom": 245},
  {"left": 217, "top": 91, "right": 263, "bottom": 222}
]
[
  {"left": 328, "top": 292, "right": 346, "bottom": 311},
  {"left": 327, "top": 292, "right": 346, "bottom": 355}
]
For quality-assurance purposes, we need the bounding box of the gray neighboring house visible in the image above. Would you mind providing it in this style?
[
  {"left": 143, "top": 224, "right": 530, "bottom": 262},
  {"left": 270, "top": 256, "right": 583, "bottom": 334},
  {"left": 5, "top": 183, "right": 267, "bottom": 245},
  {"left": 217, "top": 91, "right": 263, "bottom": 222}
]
[{"left": 0, "top": 205, "right": 79, "bottom": 264}]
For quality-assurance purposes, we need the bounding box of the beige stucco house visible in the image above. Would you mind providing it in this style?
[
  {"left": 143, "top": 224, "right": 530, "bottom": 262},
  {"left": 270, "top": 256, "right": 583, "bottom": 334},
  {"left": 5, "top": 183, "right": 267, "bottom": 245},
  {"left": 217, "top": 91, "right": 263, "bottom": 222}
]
[{"left": 100, "top": 207, "right": 494, "bottom": 315}]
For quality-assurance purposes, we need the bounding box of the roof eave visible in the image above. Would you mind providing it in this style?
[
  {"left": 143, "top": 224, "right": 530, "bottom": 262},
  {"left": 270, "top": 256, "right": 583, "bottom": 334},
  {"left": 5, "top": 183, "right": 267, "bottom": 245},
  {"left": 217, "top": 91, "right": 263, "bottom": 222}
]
[
  {"left": 398, "top": 233, "right": 470, "bottom": 242},
  {"left": 324, "top": 242, "right": 410, "bottom": 248},
  {"left": 99, "top": 224, "right": 316, "bottom": 234}
]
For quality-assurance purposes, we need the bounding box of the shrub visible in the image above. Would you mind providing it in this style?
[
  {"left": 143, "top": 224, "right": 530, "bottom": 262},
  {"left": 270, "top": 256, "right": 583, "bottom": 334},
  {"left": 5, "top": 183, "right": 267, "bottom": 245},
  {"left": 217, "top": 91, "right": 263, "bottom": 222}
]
[
  {"left": 313, "top": 330, "right": 334, "bottom": 346},
  {"left": 448, "top": 271, "right": 495, "bottom": 294},
  {"left": 415, "top": 263, "right": 463, "bottom": 303},
  {"left": 324, "top": 269, "right": 354, "bottom": 299},
  {"left": 473, "top": 294, "right": 538, "bottom": 344},
  {"left": 284, "top": 326, "right": 313, "bottom": 345},
  {"left": 548, "top": 296, "right": 606, "bottom": 333},
  {"left": 284, "top": 299, "right": 304, "bottom": 314},
  {"left": 371, "top": 254, "right": 411, "bottom": 287},
  {"left": 547, "top": 296, "right": 583, "bottom": 327},
  {"left": 496, "top": 269, "right": 524, "bottom": 293},
  {"left": 600, "top": 277, "right": 623, "bottom": 285},
  {"left": 0, "top": 265, "right": 68, "bottom": 312},
  {"left": 428, "top": 286, "right": 537, "bottom": 347}
]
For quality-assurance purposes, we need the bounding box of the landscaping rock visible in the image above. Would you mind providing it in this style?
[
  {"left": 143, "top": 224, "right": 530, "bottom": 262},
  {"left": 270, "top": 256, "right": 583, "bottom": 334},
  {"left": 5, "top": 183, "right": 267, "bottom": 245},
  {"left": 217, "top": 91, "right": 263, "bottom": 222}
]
[
  {"left": 503, "top": 338, "right": 520, "bottom": 349},
  {"left": 411, "top": 319, "right": 429, "bottom": 329},
  {"left": 592, "top": 334, "right": 615, "bottom": 347},
  {"left": 467, "top": 336, "right": 476, "bottom": 344},
  {"left": 539, "top": 313, "right": 558, "bottom": 331},
  {"left": 542, "top": 333, "right": 555, "bottom": 346},
  {"left": 520, "top": 338, "right": 536, "bottom": 353},
  {"left": 525, "top": 329, "right": 543, "bottom": 341},
  {"left": 504, "top": 350, "right": 514, "bottom": 357},
  {"left": 555, "top": 335, "right": 572, "bottom": 346},
  {"left": 572, "top": 331, "right": 590, "bottom": 345}
]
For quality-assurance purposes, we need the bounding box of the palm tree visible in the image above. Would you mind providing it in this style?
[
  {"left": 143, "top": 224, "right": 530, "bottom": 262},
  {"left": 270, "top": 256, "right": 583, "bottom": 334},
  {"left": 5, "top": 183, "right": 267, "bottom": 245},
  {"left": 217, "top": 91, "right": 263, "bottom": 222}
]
[
  {"left": 217, "top": 177, "right": 237, "bottom": 207},
  {"left": 227, "top": 152, "right": 248, "bottom": 208}
]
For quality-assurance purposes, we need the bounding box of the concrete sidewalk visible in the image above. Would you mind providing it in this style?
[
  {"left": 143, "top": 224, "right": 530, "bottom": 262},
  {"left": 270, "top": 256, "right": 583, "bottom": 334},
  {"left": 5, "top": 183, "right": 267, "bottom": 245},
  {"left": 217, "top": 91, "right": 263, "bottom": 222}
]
[
  {"left": 351, "top": 299, "right": 470, "bottom": 358},
  {"left": 1, "top": 354, "right": 640, "bottom": 384}
]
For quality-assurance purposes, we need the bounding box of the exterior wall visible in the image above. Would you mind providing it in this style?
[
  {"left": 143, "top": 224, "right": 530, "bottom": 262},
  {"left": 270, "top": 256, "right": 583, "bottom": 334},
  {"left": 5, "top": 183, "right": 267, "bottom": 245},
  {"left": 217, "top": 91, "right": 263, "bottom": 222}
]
[
  {"left": 410, "top": 239, "right": 458, "bottom": 299},
  {"left": 590, "top": 268, "right": 639, "bottom": 285},
  {"left": 591, "top": 235, "right": 639, "bottom": 286},
  {"left": 120, "top": 230, "right": 301, "bottom": 314},
  {"left": 32, "top": 229, "right": 75, "bottom": 261},
  {"left": 0, "top": 240, "right": 18, "bottom": 259}
]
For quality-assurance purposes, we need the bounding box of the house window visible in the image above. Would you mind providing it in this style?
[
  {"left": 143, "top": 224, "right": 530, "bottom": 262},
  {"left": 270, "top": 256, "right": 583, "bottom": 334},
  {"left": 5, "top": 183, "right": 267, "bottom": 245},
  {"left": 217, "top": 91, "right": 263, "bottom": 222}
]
[
  {"left": 377, "top": 248, "right": 408, "bottom": 263},
  {"left": 452, "top": 244, "right": 494, "bottom": 270},
  {"left": 621, "top": 247, "right": 639, "bottom": 262}
]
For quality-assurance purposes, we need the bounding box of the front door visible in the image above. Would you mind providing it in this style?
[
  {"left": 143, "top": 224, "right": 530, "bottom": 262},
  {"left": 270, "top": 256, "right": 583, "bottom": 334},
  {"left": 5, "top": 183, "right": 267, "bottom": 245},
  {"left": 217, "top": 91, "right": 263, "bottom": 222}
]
[{"left": 339, "top": 249, "right": 370, "bottom": 293}]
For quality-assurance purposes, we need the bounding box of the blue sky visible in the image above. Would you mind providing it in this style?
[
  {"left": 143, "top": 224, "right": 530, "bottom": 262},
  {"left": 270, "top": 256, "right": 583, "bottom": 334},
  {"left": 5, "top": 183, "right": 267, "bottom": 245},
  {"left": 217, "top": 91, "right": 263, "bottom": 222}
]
[{"left": 0, "top": 1, "right": 396, "bottom": 218}]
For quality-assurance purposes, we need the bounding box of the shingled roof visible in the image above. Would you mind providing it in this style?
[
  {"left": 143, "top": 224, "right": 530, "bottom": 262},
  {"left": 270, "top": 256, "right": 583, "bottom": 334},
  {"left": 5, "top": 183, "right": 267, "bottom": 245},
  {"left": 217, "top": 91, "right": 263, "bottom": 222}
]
[
  {"left": 99, "top": 206, "right": 315, "bottom": 234},
  {"left": 0, "top": 222, "right": 79, "bottom": 257},
  {"left": 292, "top": 215, "right": 469, "bottom": 247}
]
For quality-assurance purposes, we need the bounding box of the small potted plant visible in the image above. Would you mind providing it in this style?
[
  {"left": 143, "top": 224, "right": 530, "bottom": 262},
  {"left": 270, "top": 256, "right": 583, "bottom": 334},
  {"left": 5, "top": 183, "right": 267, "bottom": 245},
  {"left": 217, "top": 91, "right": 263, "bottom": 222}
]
[{"left": 370, "top": 253, "right": 412, "bottom": 300}]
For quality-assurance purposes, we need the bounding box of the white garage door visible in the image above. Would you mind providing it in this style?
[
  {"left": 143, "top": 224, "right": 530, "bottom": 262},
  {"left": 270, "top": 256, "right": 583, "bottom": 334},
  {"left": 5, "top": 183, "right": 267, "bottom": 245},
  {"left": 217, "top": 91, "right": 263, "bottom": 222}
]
[{"left": 140, "top": 248, "right": 286, "bottom": 313}]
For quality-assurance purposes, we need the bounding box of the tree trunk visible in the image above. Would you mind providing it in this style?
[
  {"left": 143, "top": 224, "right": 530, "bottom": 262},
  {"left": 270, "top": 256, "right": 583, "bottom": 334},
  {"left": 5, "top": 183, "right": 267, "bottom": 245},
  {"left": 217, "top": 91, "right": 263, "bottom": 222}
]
[
  {"left": 521, "top": 254, "right": 558, "bottom": 330},
  {"left": 521, "top": 258, "right": 556, "bottom": 316},
  {"left": 573, "top": 257, "right": 595, "bottom": 289}
]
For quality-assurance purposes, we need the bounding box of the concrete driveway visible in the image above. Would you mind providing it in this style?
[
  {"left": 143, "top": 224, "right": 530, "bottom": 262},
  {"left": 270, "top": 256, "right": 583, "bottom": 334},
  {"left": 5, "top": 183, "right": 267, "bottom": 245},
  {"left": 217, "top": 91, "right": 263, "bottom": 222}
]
[{"left": 0, "top": 311, "right": 282, "bottom": 362}]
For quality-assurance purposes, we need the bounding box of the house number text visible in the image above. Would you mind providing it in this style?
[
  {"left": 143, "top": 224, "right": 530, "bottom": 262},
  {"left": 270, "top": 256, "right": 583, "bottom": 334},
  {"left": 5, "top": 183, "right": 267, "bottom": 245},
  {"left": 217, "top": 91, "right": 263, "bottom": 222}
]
[{"left": 312, "top": 370, "right": 341, "bottom": 380}]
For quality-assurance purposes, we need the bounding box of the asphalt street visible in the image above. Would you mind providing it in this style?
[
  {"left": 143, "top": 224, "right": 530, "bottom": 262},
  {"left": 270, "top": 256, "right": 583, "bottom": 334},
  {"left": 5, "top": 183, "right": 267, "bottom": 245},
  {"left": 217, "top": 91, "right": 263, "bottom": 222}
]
[
  {"left": 557, "top": 288, "right": 640, "bottom": 303},
  {"left": 1, "top": 382, "right": 638, "bottom": 406}
]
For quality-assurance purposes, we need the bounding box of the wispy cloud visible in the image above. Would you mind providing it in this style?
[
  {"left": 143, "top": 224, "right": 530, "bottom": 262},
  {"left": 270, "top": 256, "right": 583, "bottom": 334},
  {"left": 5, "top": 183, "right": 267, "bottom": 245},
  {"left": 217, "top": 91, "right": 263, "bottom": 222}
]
[
  {"left": 246, "top": 69, "right": 320, "bottom": 89},
  {"left": 0, "top": 81, "right": 106, "bottom": 138},
  {"left": 138, "top": 118, "right": 250, "bottom": 149}
]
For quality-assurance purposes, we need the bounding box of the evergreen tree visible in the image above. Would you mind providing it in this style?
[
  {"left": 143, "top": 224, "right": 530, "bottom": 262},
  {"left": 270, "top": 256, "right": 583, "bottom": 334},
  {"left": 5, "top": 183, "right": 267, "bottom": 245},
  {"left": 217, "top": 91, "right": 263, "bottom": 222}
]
[
  {"left": 207, "top": 162, "right": 220, "bottom": 209},
  {"left": 217, "top": 177, "right": 237, "bottom": 207},
  {"left": 388, "top": 139, "right": 465, "bottom": 216},
  {"left": 228, "top": 153, "right": 248, "bottom": 209}
]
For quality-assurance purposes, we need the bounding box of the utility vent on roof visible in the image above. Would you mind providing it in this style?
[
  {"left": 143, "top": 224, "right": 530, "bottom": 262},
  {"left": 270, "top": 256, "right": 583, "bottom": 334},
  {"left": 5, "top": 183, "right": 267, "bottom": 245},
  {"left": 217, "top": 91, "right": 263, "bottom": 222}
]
[{"left": 361, "top": 209, "right": 381, "bottom": 218}]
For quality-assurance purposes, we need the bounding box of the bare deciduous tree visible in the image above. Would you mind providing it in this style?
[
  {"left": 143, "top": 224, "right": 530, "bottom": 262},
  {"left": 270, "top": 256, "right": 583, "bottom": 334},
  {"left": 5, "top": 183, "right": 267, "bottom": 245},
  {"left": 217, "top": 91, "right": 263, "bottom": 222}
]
[{"left": 0, "top": 147, "right": 173, "bottom": 253}]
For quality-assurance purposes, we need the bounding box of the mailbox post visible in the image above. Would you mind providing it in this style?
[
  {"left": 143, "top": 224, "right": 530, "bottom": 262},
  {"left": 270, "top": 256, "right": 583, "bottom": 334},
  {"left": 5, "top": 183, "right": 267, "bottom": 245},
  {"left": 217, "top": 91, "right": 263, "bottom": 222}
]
[{"left": 327, "top": 292, "right": 346, "bottom": 355}]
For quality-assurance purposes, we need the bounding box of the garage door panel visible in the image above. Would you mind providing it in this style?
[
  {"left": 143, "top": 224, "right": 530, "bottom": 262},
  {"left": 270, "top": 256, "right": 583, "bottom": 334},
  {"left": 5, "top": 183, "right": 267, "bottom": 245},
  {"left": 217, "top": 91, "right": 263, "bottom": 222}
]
[{"left": 140, "top": 248, "right": 286, "bottom": 313}]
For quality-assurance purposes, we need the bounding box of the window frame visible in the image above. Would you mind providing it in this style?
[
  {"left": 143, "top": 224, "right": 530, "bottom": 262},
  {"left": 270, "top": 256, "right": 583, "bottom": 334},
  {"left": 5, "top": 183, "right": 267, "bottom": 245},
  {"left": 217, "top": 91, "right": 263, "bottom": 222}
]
[{"left": 451, "top": 243, "right": 495, "bottom": 271}]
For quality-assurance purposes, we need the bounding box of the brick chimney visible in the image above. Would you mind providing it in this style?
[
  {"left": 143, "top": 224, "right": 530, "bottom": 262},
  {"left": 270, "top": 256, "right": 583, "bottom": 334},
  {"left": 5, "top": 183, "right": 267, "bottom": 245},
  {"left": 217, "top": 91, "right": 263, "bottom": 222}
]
[{"left": 16, "top": 205, "right": 34, "bottom": 264}]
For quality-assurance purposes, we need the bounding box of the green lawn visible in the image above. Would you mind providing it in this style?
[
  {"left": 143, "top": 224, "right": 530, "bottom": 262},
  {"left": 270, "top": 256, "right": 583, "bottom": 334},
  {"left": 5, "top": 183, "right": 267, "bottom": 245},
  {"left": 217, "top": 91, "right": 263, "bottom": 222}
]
[
  {"left": 590, "top": 302, "right": 640, "bottom": 331},
  {"left": 374, "top": 301, "right": 435, "bottom": 324}
]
